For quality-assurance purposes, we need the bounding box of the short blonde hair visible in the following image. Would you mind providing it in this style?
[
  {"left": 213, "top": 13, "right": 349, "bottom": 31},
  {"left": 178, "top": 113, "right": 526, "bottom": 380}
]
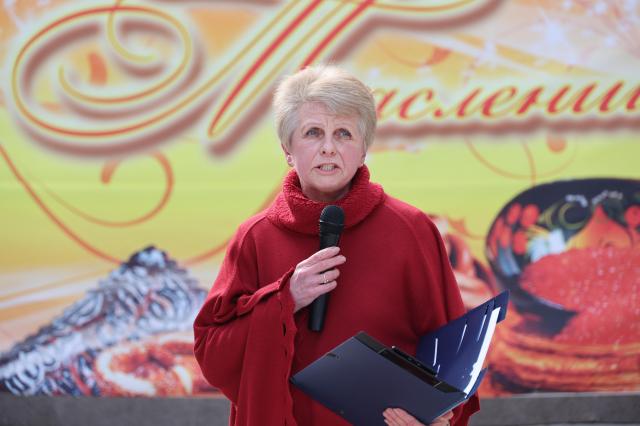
[{"left": 273, "top": 65, "right": 377, "bottom": 150}]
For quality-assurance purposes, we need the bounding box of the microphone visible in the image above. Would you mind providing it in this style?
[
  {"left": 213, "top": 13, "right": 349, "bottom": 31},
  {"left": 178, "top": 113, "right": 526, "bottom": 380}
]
[{"left": 309, "top": 205, "right": 345, "bottom": 332}]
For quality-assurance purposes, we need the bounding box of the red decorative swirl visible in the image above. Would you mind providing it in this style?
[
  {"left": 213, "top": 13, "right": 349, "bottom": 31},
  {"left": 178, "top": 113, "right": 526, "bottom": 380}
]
[
  {"left": 206, "top": 0, "right": 323, "bottom": 137},
  {"left": 300, "top": 0, "right": 374, "bottom": 67},
  {"left": 11, "top": 3, "right": 204, "bottom": 156},
  {"left": 464, "top": 137, "right": 577, "bottom": 183},
  {"left": 183, "top": 170, "right": 286, "bottom": 266},
  {"left": 2, "top": 138, "right": 285, "bottom": 265},
  {"left": 375, "top": 42, "right": 451, "bottom": 68},
  {"left": 40, "top": 153, "right": 174, "bottom": 227},
  {"left": 0, "top": 144, "right": 121, "bottom": 263}
]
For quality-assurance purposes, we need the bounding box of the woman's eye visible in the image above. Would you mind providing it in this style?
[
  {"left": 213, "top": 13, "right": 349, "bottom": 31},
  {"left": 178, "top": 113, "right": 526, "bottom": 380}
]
[
  {"left": 305, "top": 127, "right": 322, "bottom": 137},
  {"left": 336, "top": 128, "right": 352, "bottom": 139}
]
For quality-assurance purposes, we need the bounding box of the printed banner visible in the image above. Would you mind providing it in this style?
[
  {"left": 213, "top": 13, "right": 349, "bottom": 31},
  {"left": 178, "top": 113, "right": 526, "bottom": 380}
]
[{"left": 0, "top": 0, "right": 638, "bottom": 397}]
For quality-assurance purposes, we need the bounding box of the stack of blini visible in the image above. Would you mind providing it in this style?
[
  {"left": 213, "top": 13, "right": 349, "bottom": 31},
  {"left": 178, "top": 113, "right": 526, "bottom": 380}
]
[{"left": 483, "top": 244, "right": 640, "bottom": 394}]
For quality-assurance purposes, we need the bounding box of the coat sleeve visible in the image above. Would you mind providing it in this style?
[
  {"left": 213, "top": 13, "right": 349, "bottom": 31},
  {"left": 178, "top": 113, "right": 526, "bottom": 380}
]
[
  {"left": 409, "top": 212, "right": 481, "bottom": 426},
  {"left": 193, "top": 223, "right": 298, "bottom": 426}
]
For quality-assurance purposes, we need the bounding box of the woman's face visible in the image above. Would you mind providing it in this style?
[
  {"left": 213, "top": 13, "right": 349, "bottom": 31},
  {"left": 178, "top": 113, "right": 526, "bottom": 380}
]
[{"left": 284, "top": 102, "right": 366, "bottom": 203}]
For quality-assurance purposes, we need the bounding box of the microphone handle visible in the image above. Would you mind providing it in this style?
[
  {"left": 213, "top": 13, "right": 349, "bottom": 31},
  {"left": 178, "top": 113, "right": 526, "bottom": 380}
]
[
  {"left": 308, "top": 294, "right": 328, "bottom": 332},
  {"left": 308, "top": 232, "right": 341, "bottom": 331}
]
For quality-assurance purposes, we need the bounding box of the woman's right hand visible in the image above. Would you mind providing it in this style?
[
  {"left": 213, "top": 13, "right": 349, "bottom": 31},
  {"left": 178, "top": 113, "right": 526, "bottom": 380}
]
[{"left": 289, "top": 246, "right": 346, "bottom": 313}]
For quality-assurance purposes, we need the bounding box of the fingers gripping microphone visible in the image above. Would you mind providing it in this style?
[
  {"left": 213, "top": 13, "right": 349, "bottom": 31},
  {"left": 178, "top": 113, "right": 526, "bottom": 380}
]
[{"left": 309, "top": 205, "right": 344, "bottom": 332}]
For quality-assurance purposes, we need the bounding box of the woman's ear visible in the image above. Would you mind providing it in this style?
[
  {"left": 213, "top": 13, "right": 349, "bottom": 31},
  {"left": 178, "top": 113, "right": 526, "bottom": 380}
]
[{"left": 281, "top": 144, "right": 293, "bottom": 166}]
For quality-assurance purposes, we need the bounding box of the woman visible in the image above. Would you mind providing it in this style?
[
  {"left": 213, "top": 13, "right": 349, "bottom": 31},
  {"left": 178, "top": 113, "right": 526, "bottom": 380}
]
[{"left": 193, "top": 66, "right": 479, "bottom": 425}]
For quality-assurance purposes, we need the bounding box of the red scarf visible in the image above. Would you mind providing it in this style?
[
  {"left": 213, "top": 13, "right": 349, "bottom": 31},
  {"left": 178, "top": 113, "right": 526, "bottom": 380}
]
[{"left": 267, "top": 165, "right": 385, "bottom": 234}]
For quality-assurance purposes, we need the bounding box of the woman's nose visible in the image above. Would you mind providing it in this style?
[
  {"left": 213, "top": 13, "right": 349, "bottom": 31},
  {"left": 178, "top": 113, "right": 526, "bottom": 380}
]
[{"left": 320, "top": 135, "right": 336, "bottom": 155}]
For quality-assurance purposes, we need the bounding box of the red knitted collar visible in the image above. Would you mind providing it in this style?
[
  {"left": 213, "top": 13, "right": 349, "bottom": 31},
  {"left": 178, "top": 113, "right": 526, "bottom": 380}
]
[{"left": 266, "top": 165, "right": 385, "bottom": 235}]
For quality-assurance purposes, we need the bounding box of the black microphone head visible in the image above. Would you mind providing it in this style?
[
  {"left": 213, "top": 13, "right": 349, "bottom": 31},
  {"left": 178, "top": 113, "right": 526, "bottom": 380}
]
[{"left": 319, "top": 205, "right": 344, "bottom": 234}]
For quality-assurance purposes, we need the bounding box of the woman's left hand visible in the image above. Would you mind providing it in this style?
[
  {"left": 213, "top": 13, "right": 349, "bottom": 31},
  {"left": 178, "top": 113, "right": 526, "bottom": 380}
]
[{"left": 383, "top": 408, "right": 453, "bottom": 426}]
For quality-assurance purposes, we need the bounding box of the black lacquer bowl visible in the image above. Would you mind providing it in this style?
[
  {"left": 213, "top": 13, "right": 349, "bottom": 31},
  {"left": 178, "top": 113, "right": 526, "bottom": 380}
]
[{"left": 484, "top": 178, "right": 640, "bottom": 335}]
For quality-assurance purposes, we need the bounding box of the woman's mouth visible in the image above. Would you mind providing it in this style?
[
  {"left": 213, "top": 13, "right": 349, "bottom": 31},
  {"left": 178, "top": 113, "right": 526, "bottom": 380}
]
[{"left": 317, "top": 164, "right": 338, "bottom": 172}]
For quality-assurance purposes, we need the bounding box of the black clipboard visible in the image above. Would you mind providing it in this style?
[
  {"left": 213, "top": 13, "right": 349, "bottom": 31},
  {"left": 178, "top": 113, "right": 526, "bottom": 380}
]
[{"left": 290, "top": 291, "right": 509, "bottom": 425}]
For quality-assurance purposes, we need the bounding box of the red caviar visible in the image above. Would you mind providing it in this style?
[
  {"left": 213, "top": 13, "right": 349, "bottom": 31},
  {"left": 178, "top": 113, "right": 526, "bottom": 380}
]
[{"left": 520, "top": 246, "right": 640, "bottom": 345}]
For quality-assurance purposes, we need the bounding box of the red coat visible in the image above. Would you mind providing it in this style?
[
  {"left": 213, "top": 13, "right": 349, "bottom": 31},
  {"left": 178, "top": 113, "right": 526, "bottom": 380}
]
[{"left": 194, "top": 166, "right": 479, "bottom": 425}]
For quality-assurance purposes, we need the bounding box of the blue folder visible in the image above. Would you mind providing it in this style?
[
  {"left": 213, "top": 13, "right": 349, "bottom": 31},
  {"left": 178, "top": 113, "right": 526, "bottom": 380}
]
[{"left": 290, "top": 291, "right": 509, "bottom": 425}]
